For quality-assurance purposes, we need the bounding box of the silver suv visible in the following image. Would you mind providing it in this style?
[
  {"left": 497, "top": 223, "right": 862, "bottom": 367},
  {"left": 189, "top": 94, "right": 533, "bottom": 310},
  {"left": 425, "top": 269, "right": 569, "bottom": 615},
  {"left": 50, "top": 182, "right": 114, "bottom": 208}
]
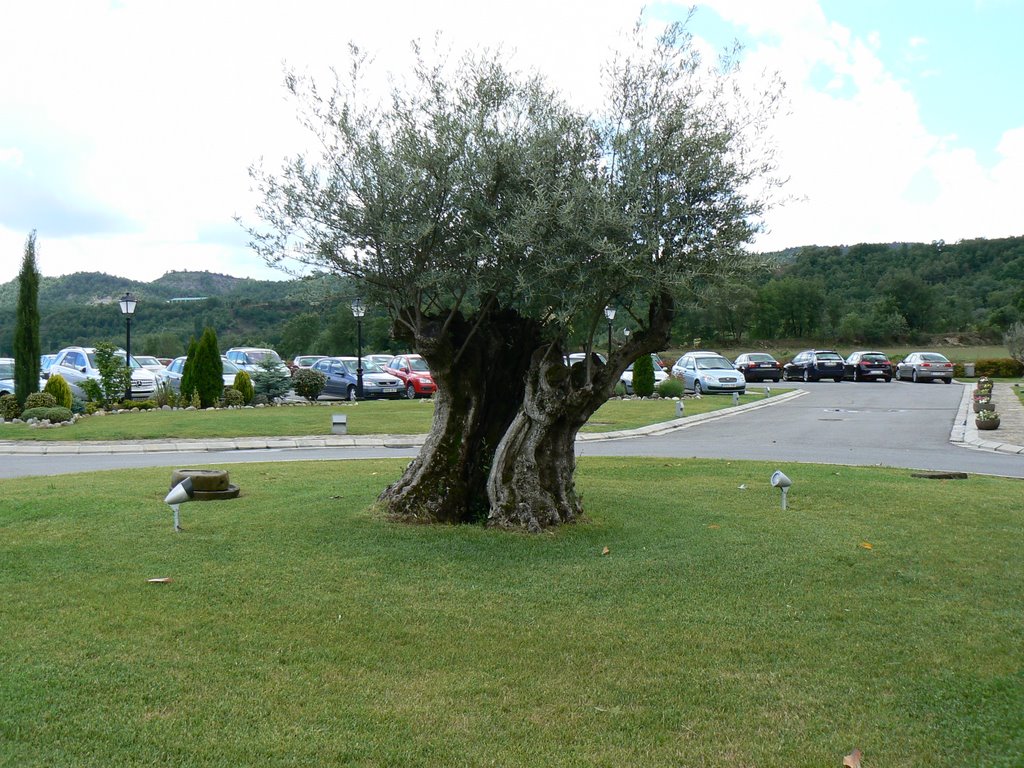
[
  {"left": 224, "top": 347, "right": 290, "bottom": 376},
  {"left": 49, "top": 346, "right": 159, "bottom": 401}
]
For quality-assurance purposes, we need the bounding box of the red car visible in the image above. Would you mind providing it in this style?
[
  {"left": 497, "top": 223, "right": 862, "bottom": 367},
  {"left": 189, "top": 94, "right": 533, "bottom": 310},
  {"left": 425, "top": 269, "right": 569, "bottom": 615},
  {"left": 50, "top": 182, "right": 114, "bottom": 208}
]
[{"left": 385, "top": 354, "right": 437, "bottom": 399}]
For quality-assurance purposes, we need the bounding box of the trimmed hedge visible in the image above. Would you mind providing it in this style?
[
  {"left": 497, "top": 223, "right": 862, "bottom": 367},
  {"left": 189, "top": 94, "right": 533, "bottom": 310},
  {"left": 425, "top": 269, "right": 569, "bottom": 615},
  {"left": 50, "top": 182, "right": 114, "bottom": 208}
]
[
  {"left": 20, "top": 406, "right": 74, "bottom": 423},
  {"left": 0, "top": 393, "right": 21, "bottom": 420},
  {"left": 23, "top": 391, "right": 57, "bottom": 410},
  {"left": 44, "top": 373, "right": 74, "bottom": 409},
  {"left": 974, "top": 358, "right": 1024, "bottom": 378},
  {"left": 656, "top": 378, "right": 685, "bottom": 398}
]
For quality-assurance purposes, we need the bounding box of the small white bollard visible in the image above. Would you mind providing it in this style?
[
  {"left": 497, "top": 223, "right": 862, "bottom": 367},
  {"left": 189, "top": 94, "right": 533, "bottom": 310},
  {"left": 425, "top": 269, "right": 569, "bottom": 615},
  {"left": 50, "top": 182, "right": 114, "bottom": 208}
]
[
  {"left": 331, "top": 414, "right": 348, "bottom": 435},
  {"left": 675, "top": 400, "right": 684, "bottom": 417},
  {"left": 732, "top": 392, "right": 740, "bottom": 406},
  {"left": 765, "top": 385, "right": 771, "bottom": 396}
]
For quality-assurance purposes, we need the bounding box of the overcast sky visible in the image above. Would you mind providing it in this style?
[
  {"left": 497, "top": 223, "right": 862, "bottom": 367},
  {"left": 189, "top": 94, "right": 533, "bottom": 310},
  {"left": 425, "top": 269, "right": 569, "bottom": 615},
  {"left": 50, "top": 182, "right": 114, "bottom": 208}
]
[{"left": 2, "top": 0, "right": 1022, "bottom": 283}]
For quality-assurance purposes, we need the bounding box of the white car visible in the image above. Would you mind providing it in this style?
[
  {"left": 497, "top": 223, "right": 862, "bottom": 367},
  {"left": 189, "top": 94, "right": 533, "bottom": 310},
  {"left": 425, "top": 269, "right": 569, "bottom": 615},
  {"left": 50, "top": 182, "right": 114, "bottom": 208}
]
[
  {"left": 132, "top": 355, "right": 168, "bottom": 376},
  {"left": 620, "top": 354, "right": 668, "bottom": 395},
  {"left": 671, "top": 351, "right": 746, "bottom": 395},
  {"left": 49, "top": 346, "right": 160, "bottom": 401},
  {"left": 224, "top": 347, "right": 291, "bottom": 377}
]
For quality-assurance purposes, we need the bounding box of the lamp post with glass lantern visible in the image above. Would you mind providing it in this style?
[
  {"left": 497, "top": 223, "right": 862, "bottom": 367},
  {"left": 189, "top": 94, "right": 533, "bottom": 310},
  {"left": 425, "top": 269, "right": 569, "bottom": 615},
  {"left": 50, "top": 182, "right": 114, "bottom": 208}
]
[
  {"left": 351, "top": 298, "right": 365, "bottom": 398},
  {"left": 604, "top": 305, "right": 616, "bottom": 359},
  {"left": 119, "top": 292, "right": 137, "bottom": 402}
]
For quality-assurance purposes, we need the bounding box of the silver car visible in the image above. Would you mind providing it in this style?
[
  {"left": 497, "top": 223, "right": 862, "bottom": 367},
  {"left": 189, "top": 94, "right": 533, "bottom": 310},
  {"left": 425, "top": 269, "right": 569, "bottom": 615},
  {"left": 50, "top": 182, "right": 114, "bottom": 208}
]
[
  {"left": 895, "top": 351, "right": 954, "bottom": 383},
  {"left": 162, "top": 356, "right": 243, "bottom": 392},
  {"left": 49, "top": 346, "right": 159, "bottom": 401},
  {"left": 671, "top": 351, "right": 746, "bottom": 395}
]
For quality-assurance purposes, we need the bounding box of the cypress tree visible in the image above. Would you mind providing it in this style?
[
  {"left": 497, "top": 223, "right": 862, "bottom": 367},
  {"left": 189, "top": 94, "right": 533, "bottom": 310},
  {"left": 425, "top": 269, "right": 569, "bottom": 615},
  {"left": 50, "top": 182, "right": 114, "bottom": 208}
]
[
  {"left": 14, "top": 231, "right": 42, "bottom": 407},
  {"left": 632, "top": 352, "right": 656, "bottom": 397},
  {"left": 180, "top": 337, "right": 198, "bottom": 401},
  {"left": 195, "top": 327, "right": 224, "bottom": 407}
]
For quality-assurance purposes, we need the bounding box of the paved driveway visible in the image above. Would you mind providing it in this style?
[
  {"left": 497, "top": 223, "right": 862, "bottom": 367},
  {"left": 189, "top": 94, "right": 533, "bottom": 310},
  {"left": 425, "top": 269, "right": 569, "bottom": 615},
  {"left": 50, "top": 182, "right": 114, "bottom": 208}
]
[
  {"left": 2, "top": 382, "right": 1022, "bottom": 479},
  {"left": 584, "top": 380, "right": 1024, "bottom": 477}
]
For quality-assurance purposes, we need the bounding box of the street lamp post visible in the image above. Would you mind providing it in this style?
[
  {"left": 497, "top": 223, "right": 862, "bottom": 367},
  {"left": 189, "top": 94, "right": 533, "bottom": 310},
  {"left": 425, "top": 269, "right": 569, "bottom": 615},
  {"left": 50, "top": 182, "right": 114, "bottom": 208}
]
[
  {"left": 119, "top": 292, "right": 137, "bottom": 402},
  {"left": 351, "top": 298, "right": 365, "bottom": 398},
  {"left": 604, "top": 305, "right": 616, "bottom": 359}
]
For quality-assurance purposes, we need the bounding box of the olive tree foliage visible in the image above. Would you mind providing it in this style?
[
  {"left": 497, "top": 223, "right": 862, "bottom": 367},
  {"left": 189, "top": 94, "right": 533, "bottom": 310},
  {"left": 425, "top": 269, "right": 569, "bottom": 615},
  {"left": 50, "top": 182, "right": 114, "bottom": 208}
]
[{"left": 244, "top": 21, "right": 782, "bottom": 530}]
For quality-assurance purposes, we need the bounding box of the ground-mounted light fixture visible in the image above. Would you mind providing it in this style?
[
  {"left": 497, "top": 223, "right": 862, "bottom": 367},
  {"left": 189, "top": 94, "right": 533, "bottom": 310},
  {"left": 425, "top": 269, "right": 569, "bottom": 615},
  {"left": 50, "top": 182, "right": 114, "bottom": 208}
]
[{"left": 770, "top": 470, "right": 792, "bottom": 510}]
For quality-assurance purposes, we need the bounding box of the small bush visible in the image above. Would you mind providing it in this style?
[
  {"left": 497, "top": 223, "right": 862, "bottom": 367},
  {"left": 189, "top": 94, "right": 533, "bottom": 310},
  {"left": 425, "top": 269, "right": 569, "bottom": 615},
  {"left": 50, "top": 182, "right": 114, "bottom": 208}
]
[
  {"left": 70, "top": 396, "right": 86, "bottom": 415},
  {"left": 632, "top": 354, "right": 656, "bottom": 397},
  {"left": 251, "top": 393, "right": 270, "bottom": 406},
  {"left": 223, "top": 387, "right": 244, "bottom": 407},
  {"left": 80, "top": 378, "right": 104, "bottom": 404},
  {"left": 656, "top": 378, "right": 685, "bottom": 398},
  {"left": 292, "top": 368, "right": 327, "bottom": 401},
  {"left": 20, "top": 406, "right": 73, "bottom": 423},
  {"left": 43, "top": 374, "right": 74, "bottom": 409},
  {"left": 974, "top": 358, "right": 1024, "bottom": 378},
  {"left": 1, "top": 393, "right": 21, "bottom": 420},
  {"left": 233, "top": 370, "right": 255, "bottom": 404},
  {"left": 24, "top": 391, "right": 57, "bottom": 410}
]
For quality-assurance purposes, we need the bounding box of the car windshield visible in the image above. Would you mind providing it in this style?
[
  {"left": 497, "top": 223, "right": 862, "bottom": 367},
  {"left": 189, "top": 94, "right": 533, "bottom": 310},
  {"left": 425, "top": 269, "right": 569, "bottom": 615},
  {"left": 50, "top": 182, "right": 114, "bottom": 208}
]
[
  {"left": 408, "top": 357, "right": 430, "bottom": 372},
  {"left": 747, "top": 354, "right": 775, "bottom": 362},
  {"left": 862, "top": 353, "right": 888, "bottom": 361},
  {"left": 696, "top": 356, "right": 733, "bottom": 370},
  {"left": 815, "top": 353, "right": 843, "bottom": 362},
  {"left": 920, "top": 353, "right": 950, "bottom": 362},
  {"left": 0, "top": 360, "right": 13, "bottom": 378},
  {"left": 135, "top": 356, "right": 160, "bottom": 366},
  {"left": 222, "top": 359, "right": 240, "bottom": 374},
  {"left": 247, "top": 351, "right": 282, "bottom": 363},
  {"left": 87, "top": 352, "right": 142, "bottom": 370}
]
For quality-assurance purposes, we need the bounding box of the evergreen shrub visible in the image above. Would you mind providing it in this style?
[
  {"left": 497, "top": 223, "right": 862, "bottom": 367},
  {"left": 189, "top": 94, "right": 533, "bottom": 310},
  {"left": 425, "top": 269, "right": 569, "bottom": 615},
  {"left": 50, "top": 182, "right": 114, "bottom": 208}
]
[
  {"left": 195, "top": 327, "right": 224, "bottom": 408},
  {"left": 43, "top": 373, "right": 74, "bottom": 409},
  {"left": 224, "top": 388, "right": 245, "bottom": 407},
  {"left": 632, "top": 354, "right": 656, "bottom": 397},
  {"left": 1, "top": 393, "right": 21, "bottom": 420},
  {"left": 233, "top": 370, "right": 255, "bottom": 404},
  {"left": 20, "top": 406, "right": 73, "bottom": 423},
  {"left": 656, "top": 379, "right": 685, "bottom": 398},
  {"left": 292, "top": 368, "right": 327, "bottom": 401},
  {"left": 24, "top": 391, "right": 57, "bottom": 410}
]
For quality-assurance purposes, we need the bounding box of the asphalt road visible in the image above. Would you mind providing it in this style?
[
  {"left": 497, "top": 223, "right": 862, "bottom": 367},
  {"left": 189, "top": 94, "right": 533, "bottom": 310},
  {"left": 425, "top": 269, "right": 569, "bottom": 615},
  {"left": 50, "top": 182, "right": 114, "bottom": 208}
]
[
  {"left": 582, "top": 379, "right": 1024, "bottom": 477},
  {"left": 1, "top": 381, "right": 1022, "bottom": 479}
]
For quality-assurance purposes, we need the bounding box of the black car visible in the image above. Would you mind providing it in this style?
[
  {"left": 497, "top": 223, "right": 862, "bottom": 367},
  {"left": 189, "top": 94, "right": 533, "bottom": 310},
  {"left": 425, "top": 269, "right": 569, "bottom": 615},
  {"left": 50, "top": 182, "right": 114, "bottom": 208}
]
[
  {"left": 732, "top": 352, "right": 782, "bottom": 382},
  {"left": 782, "top": 350, "right": 846, "bottom": 382},
  {"left": 844, "top": 351, "right": 893, "bottom": 382}
]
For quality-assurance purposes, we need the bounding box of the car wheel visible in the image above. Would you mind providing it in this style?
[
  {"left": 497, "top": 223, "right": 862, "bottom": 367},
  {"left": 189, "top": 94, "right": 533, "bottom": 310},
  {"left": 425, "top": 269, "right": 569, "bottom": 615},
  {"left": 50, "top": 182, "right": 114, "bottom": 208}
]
[
  {"left": 347, "top": 385, "right": 357, "bottom": 401},
  {"left": 884, "top": 376, "right": 891, "bottom": 383},
  {"left": 694, "top": 381, "right": 703, "bottom": 395},
  {"left": 406, "top": 384, "right": 417, "bottom": 400},
  {"left": 773, "top": 377, "right": 780, "bottom": 383},
  {"left": 895, "top": 368, "right": 902, "bottom": 381},
  {"left": 942, "top": 377, "right": 950, "bottom": 384},
  {"left": 833, "top": 377, "right": 843, "bottom": 383},
  {"left": 912, "top": 369, "right": 918, "bottom": 383}
]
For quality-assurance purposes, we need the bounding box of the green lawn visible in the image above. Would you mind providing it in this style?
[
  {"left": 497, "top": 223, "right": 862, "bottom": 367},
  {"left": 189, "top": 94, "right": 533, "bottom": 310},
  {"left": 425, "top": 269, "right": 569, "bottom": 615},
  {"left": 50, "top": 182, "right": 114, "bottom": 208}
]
[
  {"left": 0, "top": 392, "right": 781, "bottom": 441},
  {"left": 1, "top": 458, "right": 1021, "bottom": 766}
]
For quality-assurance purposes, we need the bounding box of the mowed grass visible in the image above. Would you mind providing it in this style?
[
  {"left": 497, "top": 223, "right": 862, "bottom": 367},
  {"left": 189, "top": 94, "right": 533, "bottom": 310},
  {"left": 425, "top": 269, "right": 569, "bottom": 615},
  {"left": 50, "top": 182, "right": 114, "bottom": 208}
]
[
  {"left": 0, "top": 392, "right": 780, "bottom": 441},
  {"left": 1, "top": 458, "right": 1021, "bottom": 767}
]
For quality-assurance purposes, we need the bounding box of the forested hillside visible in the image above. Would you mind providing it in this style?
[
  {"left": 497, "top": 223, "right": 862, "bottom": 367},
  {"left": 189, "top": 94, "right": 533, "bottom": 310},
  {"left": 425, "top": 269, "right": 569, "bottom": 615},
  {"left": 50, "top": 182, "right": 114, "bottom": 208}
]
[
  {"left": 674, "top": 235, "right": 1024, "bottom": 345},
  {"left": 0, "top": 270, "right": 398, "bottom": 359},
  {"left": 2, "top": 236, "right": 1022, "bottom": 358}
]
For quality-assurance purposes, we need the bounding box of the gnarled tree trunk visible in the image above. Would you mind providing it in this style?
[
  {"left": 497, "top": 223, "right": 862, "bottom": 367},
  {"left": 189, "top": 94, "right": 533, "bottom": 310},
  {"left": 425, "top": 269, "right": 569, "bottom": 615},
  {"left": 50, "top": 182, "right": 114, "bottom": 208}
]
[
  {"left": 485, "top": 349, "right": 617, "bottom": 531},
  {"left": 378, "top": 310, "right": 542, "bottom": 523}
]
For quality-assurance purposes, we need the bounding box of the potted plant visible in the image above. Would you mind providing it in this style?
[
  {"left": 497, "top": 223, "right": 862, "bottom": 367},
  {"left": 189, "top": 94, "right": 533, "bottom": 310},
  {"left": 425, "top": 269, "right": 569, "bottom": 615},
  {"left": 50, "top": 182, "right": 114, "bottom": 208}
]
[
  {"left": 973, "top": 394, "right": 993, "bottom": 412},
  {"left": 975, "top": 409, "right": 1000, "bottom": 430},
  {"left": 976, "top": 376, "right": 994, "bottom": 395}
]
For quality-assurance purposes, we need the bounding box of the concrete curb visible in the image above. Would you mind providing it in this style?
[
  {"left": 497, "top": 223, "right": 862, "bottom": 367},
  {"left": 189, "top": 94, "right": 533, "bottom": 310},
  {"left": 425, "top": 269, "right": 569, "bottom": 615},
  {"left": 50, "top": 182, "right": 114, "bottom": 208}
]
[
  {"left": 0, "top": 390, "right": 803, "bottom": 455},
  {"left": 950, "top": 382, "right": 1024, "bottom": 455}
]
